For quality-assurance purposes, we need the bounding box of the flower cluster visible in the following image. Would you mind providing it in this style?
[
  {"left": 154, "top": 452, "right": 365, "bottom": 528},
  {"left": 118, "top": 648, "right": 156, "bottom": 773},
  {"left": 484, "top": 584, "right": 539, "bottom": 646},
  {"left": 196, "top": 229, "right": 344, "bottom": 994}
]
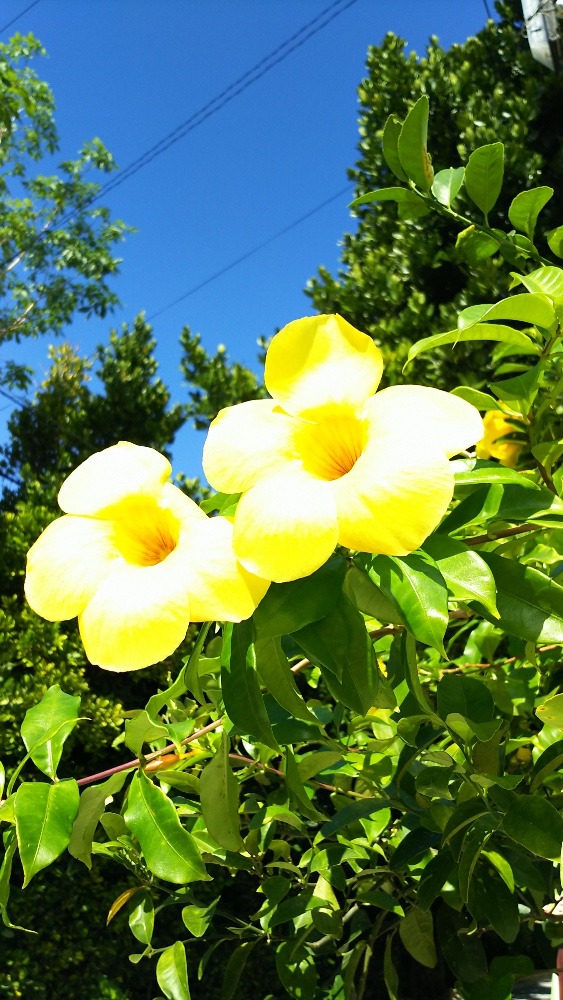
[{"left": 25, "top": 314, "right": 483, "bottom": 670}]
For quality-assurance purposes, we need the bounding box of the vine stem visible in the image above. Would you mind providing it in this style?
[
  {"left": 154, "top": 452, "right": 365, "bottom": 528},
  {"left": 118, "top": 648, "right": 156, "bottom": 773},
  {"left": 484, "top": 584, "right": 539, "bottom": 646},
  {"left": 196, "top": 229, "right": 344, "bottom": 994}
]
[
  {"left": 76, "top": 718, "right": 222, "bottom": 788},
  {"left": 463, "top": 522, "right": 541, "bottom": 545}
]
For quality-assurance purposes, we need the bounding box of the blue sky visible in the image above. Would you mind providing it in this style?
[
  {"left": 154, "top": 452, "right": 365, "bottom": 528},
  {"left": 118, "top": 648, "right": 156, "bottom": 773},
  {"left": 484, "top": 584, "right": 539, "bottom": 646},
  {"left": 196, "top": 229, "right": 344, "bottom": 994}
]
[{"left": 2, "top": 0, "right": 493, "bottom": 479}]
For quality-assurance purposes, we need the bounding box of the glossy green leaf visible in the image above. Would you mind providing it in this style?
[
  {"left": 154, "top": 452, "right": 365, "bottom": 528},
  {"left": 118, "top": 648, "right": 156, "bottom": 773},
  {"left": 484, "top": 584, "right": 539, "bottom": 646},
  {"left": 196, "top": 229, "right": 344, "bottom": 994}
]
[
  {"left": 482, "top": 850, "right": 514, "bottom": 892},
  {"left": 467, "top": 868, "right": 520, "bottom": 943},
  {"left": 124, "top": 711, "right": 168, "bottom": 757},
  {"left": 455, "top": 226, "right": 500, "bottom": 264},
  {"left": 399, "top": 908, "right": 437, "bottom": 968},
  {"left": 423, "top": 535, "right": 498, "bottom": 617},
  {"left": 128, "top": 889, "right": 154, "bottom": 945},
  {"left": 531, "top": 740, "right": 563, "bottom": 793},
  {"left": 442, "top": 799, "right": 491, "bottom": 854},
  {"left": 382, "top": 113, "right": 407, "bottom": 181},
  {"left": 294, "top": 594, "right": 394, "bottom": 715},
  {"left": 181, "top": 898, "right": 218, "bottom": 938},
  {"left": 464, "top": 142, "right": 504, "bottom": 217},
  {"left": 405, "top": 322, "right": 536, "bottom": 368},
  {"left": 68, "top": 771, "right": 127, "bottom": 868},
  {"left": 441, "top": 481, "right": 563, "bottom": 534},
  {"left": 546, "top": 225, "right": 563, "bottom": 258},
  {"left": 431, "top": 166, "right": 464, "bottom": 207},
  {"left": 508, "top": 186, "right": 553, "bottom": 239},
  {"left": 0, "top": 830, "right": 18, "bottom": 927},
  {"left": 535, "top": 693, "right": 563, "bottom": 729},
  {"left": 124, "top": 771, "right": 208, "bottom": 884},
  {"left": 502, "top": 795, "right": 563, "bottom": 859},
  {"left": 284, "top": 746, "right": 324, "bottom": 822},
  {"left": 255, "top": 636, "right": 320, "bottom": 725},
  {"left": 221, "top": 620, "right": 279, "bottom": 750},
  {"left": 320, "top": 797, "right": 389, "bottom": 838},
  {"left": 491, "top": 363, "right": 543, "bottom": 411},
  {"left": 14, "top": 779, "right": 79, "bottom": 886},
  {"left": 343, "top": 565, "right": 402, "bottom": 625},
  {"left": 477, "top": 553, "right": 563, "bottom": 644},
  {"left": 457, "top": 292, "right": 555, "bottom": 331},
  {"left": 451, "top": 457, "right": 538, "bottom": 489},
  {"left": 397, "top": 94, "right": 433, "bottom": 191},
  {"left": 221, "top": 941, "right": 258, "bottom": 1000},
  {"left": 451, "top": 386, "right": 499, "bottom": 410},
  {"left": 157, "top": 941, "right": 191, "bottom": 1000},
  {"left": 200, "top": 733, "right": 243, "bottom": 851},
  {"left": 511, "top": 265, "right": 563, "bottom": 302},
  {"left": 437, "top": 675, "right": 494, "bottom": 726},
  {"left": 400, "top": 633, "right": 441, "bottom": 725},
  {"left": 391, "top": 826, "right": 440, "bottom": 870},
  {"left": 20, "top": 684, "right": 81, "bottom": 780},
  {"left": 436, "top": 905, "right": 487, "bottom": 983},
  {"left": 365, "top": 551, "right": 448, "bottom": 654},
  {"left": 252, "top": 553, "right": 345, "bottom": 638},
  {"left": 458, "top": 818, "right": 495, "bottom": 902},
  {"left": 417, "top": 851, "right": 456, "bottom": 910},
  {"left": 275, "top": 940, "right": 318, "bottom": 999},
  {"left": 352, "top": 186, "right": 424, "bottom": 209}
]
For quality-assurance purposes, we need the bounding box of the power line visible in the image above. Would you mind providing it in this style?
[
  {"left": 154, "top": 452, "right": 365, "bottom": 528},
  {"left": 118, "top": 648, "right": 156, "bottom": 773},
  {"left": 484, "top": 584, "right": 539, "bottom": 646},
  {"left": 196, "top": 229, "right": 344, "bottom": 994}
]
[
  {"left": 148, "top": 184, "right": 353, "bottom": 321},
  {"left": 66, "top": 0, "right": 362, "bottom": 206},
  {"left": 0, "top": 0, "right": 42, "bottom": 34}
]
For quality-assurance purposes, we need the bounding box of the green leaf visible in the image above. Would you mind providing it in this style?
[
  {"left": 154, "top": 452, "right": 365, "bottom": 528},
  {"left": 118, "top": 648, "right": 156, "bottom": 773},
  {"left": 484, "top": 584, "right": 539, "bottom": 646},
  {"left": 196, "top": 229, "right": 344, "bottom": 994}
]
[
  {"left": 467, "top": 868, "right": 520, "bottom": 943},
  {"left": 457, "top": 292, "right": 555, "bottom": 331},
  {"left": 451, "top": 457, "right": 538, "bottom": 489},
  {"left": 423, "top": 535, "right": 498, "bottom": 617},
  {"left": 319, "top": 797, "right": 389, "bottom": 838},
  {"left": 200, "top": 733, "right": 243, "bottom": 851},
  {"left": 294, "top": 594, "right": 394, "bottom": 715},
  {"left": 441, "top": 481, "right": 563, "bottom": 535},
  {"left": 508, "top": 186, "right": 553, "bottom": 240},
  {"left": 252, "top": 554, "right": 346, "bottom": 637},
  {"left": 124, "top": 771, "right": 208, "bottom": 884},
  {"left": 397, "top": 95, "right": 433, "bottom": 192},
  {"left": 363, "top": 551, "right": 449, "bottom": 654},
  {"left": 156, "top": 941, "right": 191, "bottom": 1000},
  {"left": 546, "top": 225, "right": 563, "bottom": 258},
  {"left": 14, "top": 780, "right": 79, "bottom": 886},
  {"left": 352, "top": 186, "right": 426, "bottom": 214},
  {"left": 284, "top": 747, "right": 324, "bottom": 822},
  {"left": 344, "top": 565, "right": 403, "bottom": 625},
  {"left": 502, "top": 795, "right": 563, "bottom": 859},
  {"left": 255, "top": 636, "right": 320, "bottom": 726},
  {"left": 20, "top": 684, "right": 81, "bottom": 780},
  {"left": 181, "top": 898, "right": 218, "bottom": 938},
  {"left": 275, "top": 940, "right": 318, "bottom": 999},
  {"left": 477, "top": 552, "right": 563, "bottom": 644},
  {"left": 455, "top": 227, "right": 500, "bottom": 265},
  {"left": 437, "top": 675, "right": 494, "bottom": 726},
  {"left": 399, "top": 908, "right": 437, "bottom": 968},
  {"left": 221, "top": 941, "right": 258, "bottom": 1000},
  {"left": 382, "top": 113, "right": 407, "bottom": 181},
  {"left": 458, "top": 818, "right": 495, "bottom": 902},
  {"left": 68, "top": 771, "right": 127, "bottom": 868},
  {"left": 464, "top": 142, "right": 504, "bottom": 217},
  {"left": 405, "top": 322, "right": 537, "bottom": 369},
  {"left": 436, "top": 905, "right": 488, "bottom": 983},
  {"left": 401, "top": 633, "right": 442, "bottom": 725},
  {"left": 431, "top": 166, "right": 465, "bottom": 207},
  {"left": 491, "top": 363, "right": 544, "bottom": 411},
  {"left": 128, "top": 889, "right": 154, "bottom": 945},
  {"left": 221, "top": 620, "right": 280, "bottom": 750},
  {"left": 383, "top": 935, "right": 399, "bottom": 1000},
  {"left": 511, "top": 265, "right": 563, "bottom": 303},
  {"left": 417, "top": 851, "right": 456, "bottom": 910},
  {"left": 535, "top": 694, "right": 563, "bottom": 730},
  {"left": 531, "top": 740, "right": 563, "bottom": 793},
  {"left": 124, "top": 711, "right": 169, "bottom": 757},
  {"left": 451, "top": 386, "right": 498, "bottom": 411}
]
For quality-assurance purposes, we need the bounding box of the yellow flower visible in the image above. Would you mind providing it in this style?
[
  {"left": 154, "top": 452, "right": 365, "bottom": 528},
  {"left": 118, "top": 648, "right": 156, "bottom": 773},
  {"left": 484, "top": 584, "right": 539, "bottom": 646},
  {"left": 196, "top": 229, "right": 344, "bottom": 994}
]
[
  {"left": 476, "top": 409, "right": 526, "bottom": 468},
  {"left": 203, "top": 314, "right": 484, "bottom": 583},
  {"left": 25, "top": 442, "right": 269, "bottom": 671}
]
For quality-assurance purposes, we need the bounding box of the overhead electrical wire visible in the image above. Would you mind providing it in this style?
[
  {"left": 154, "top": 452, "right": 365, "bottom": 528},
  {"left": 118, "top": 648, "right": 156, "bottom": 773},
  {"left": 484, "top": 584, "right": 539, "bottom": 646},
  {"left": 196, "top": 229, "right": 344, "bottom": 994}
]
[
  {"left": 0, "top": 0, "right": 42, "bottom": 35},
  {"left": 148, "top": 184, "right": 353, "bottom": 321}
]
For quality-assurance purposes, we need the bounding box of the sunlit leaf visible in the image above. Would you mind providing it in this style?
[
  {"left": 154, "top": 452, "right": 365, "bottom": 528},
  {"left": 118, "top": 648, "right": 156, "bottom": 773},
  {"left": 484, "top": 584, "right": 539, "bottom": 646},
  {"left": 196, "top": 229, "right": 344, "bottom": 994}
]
[
  {"left": 397, "top": 94, "right": 433, "bottom": 191},
  {"left": 382, "top": 113, "right": 407, "bottom": 181},
  {"left": 508, "top": 186, "right": 553, "bottom": 240},
  {"left": 200, "top": 733, "right": 243, "bottom": 851},
  {"left": 221, "top": 620, "right": 280, "bottom": 750},
  {"left": 399, "top": 908, "right": 437, "bottom": 968},
  {"left": 405, "top": 322, "right": 537, "bottom": 369},
  {"left": 431, "top": 166, "right": 464, "bottom": 207},
  {"left": 21, "top": 684, "right": 81, "bottom": 780},
  {"left": 14, "top": 780, "right": 79, "bottom": 886},
  {"left": 502, "top": 795, "right": 563, "bottom": 859},
  {"left": 157, "top": 941, "right": 191, "bottom": 1000},
  {"left": 464, "top": 142, "right": 504, "bottom": 217}
]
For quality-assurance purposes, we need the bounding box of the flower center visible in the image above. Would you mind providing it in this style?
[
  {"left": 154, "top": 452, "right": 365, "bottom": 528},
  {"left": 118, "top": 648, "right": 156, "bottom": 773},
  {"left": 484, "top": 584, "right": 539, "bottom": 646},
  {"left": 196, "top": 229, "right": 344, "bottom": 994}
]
[
  {"left": 112, "top": 500, "right": 179, "bottom": 567},
  {"left": 296, "top": 414, "right": 367, "bottom": 481}
]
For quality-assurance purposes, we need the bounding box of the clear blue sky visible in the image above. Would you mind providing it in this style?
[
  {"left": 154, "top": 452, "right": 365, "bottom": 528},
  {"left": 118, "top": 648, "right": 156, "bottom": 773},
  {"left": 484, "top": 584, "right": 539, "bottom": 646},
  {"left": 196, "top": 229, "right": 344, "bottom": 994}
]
[{"left": 2, "top": 0, "right": 494, "bottom": 479}]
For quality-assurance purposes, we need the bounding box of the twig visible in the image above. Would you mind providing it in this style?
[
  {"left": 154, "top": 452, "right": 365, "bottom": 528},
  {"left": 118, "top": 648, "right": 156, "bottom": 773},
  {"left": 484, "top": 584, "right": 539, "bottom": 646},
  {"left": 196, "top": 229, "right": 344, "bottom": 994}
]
[{"left": 464, "top": 523, "right": 541, "bottom": 546}]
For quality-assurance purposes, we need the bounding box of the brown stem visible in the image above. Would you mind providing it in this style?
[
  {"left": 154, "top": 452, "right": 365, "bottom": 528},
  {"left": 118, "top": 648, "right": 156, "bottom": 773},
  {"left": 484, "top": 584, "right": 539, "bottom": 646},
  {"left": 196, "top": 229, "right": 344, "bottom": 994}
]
[{"left": 464, "top": 523, "right": 541, "bottom": 546}]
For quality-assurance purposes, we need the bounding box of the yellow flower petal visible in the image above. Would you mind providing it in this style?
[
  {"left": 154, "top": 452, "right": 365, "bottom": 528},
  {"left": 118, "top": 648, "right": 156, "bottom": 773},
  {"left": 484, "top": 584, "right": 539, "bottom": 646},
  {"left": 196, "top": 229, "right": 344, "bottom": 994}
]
[
  {"left": 233, "top": 464, "right": 339, "bottom": 582},
  {"left": 333, "top": 435, "right": 454, "bottom": 554},
  {"left": 58, "top": 441, "right": 171, "bottom": 515},
  {"left": 25, "top": 516, "right": 117, "bottom": 620},
  {"left": 265, "top": 314, "right": 383, "bottom": 420},
  {"left": 364, "top": 385, "right": 484, "bottom": 458},
  {"left": 476, "top": 410, "right": 526, "bottom": 467},
  {"left": 180, "top": 515, "right": 269, "bottom": 621},
  {"left": 203, "top": 400, "right": 296, "bottom": 493},
  {"left": 78, "top": 553, "right": 192, "bottom": 671}
]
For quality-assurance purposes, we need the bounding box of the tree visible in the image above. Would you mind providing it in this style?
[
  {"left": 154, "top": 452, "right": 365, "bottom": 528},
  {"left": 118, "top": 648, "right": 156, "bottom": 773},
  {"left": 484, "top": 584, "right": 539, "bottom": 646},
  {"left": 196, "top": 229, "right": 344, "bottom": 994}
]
[
  {"left": 0, "top": 33, "right": 128, "bottom": 376},
  {"left": 306, "top": 0, "right": 563, "bottom": 388}
]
